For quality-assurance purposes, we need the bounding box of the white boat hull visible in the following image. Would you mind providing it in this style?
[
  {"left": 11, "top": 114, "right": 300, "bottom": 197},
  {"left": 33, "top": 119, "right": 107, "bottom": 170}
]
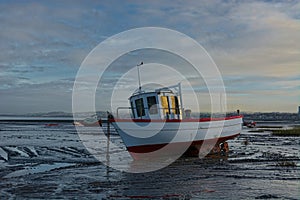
[{"left": 111, "top": 116, "right": 242, "bottom": 158}]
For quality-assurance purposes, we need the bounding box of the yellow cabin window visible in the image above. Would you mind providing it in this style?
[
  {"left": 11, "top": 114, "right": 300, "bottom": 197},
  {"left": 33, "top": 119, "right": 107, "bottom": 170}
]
[
  {"left": 160, "top": 96, "right": 169, "bottom": 116},
  {"left": 169, "top": 96, "right": 176, "bottom": 114}
]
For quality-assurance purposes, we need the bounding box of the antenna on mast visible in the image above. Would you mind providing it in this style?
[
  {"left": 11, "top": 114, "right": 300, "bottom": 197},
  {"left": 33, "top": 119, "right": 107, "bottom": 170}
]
[{"left": 137, "top": 62, "right": 143, "bottom": 93}]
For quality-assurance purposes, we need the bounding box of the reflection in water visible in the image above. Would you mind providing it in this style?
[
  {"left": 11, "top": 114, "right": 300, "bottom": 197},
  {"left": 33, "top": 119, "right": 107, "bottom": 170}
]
[
  {"left": 106, "top": 119, "right": 110, "bottom": 180},
  {"left": 4, "top": 163, "right": 76, "bottom": 179}
]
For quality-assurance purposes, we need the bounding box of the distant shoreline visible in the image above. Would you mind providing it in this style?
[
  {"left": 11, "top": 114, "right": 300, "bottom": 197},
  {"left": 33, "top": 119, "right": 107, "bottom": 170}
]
[
  {"left": 0, "top": 111, "right": 299, "bottom": 122},
  {"left": 0, "top": 117, "right": 74, "bottom": 122}
]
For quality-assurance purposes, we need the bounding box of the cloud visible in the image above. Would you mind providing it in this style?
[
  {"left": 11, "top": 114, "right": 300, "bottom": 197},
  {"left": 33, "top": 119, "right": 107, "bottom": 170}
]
[
  {"left": 0, "top": 0, "right": 299, "bottom": 113},
  {"left": 0, "top": 78, "right": 74, "bottom": 114},
  {"left": 206, "top": 1, "right": 300, "bottom": 77}
]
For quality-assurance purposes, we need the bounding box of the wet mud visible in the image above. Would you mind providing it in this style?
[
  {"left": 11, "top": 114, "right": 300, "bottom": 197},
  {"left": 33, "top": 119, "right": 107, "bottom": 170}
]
[{"left": 0, "top": 121, "right": 299, "bottom": 199}]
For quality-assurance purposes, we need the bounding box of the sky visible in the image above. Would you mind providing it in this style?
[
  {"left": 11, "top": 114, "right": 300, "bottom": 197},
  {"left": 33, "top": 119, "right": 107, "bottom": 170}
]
[{"left": 0, "top": 0, "right": 299, "bottom": 114}]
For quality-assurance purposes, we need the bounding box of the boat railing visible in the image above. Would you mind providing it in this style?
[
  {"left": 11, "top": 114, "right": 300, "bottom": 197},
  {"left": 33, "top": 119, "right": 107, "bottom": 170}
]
[
  {"left": 116, "top": 107, "right": 132, "bottom": 118},
  {"left": 116, "top": 107, "right": 181, "bottom": 119}
]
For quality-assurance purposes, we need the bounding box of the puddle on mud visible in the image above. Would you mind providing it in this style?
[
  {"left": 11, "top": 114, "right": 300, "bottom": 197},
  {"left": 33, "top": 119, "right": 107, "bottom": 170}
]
[{"left": 4, "top": 163, "right": 76, "bottom": 178}]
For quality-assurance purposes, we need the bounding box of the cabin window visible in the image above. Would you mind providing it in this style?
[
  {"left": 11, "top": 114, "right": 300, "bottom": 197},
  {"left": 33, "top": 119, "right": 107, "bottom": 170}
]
[
  {"left": 160, "top": 96, "right": 169, "bottom": 117},
  {"left": 170, "top": 96, "right": 176, "bottom": 114},
  {"left": 130, "top": 101, "right": 135, "bottom": 118},
  {"left": 147, "top": 96, "right": 158, "bottom": 114},
  {"left": 135, "top": 98, "right": 145, "bottom": 117},
  {"left": 174, "top": 96, "right": 180, "bottom": 114}
]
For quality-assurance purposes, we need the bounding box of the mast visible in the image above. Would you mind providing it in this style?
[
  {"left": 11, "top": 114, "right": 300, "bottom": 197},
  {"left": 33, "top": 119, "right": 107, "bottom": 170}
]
[
  {"left": 178, "top": 82, "right": 184, "bottom": 116},
  {"left": 136, "top": 62, "right": 143, "bottom": 93}
]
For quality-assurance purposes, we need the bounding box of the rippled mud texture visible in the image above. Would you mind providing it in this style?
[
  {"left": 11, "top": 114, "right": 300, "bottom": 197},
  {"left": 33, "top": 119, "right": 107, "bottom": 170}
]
[{"left": 0, "top": 121, "right": 299, "bottom": 199}]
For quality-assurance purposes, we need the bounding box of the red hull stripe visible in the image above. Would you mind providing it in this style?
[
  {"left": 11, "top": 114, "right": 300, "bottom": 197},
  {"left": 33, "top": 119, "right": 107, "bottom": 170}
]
[
  {"left": 110, "top": 115, "right": 242, "bottom": 123},
  {"left": 126, "top": 133, "right": 240, "bottom": 153}
]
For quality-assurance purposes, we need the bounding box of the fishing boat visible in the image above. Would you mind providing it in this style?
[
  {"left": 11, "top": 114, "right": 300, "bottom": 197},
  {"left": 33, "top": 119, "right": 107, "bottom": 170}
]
[
  {"left": 110, "top": 85, "right": 243, "bottom": 159},
  {"left": 110, "top": 63, "right": 243, "bottom": 159},
  {"left": 73, "top": 115, "right": 102, "bottom": 127},
  {"left": 243, "top": 120, "right": 256, "bottom": 128}
]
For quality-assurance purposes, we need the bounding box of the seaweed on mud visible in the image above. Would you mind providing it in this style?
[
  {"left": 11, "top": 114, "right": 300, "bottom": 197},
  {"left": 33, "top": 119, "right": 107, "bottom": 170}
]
[
  {"left": 255, "top": 194, "right": 280, "bottom": 199},
  {"left": 271, "top": 127, "right": 300, "bottom": 137},
  {"left": 276, "top": 161, "right": 296, "bottom": 167}
]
